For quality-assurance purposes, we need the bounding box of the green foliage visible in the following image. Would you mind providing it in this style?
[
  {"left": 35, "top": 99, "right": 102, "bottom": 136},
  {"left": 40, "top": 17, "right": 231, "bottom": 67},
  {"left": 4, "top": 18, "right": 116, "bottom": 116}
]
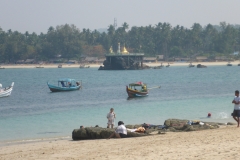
[{"left": 0, "top": 22, "right": 240, "bottom": 63}]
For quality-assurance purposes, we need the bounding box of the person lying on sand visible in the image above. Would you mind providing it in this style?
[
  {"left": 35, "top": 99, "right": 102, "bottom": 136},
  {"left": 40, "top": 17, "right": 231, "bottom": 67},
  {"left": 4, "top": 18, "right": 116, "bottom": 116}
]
[{"left": 108, "top": 121, "right": 127, "bottom": 139}]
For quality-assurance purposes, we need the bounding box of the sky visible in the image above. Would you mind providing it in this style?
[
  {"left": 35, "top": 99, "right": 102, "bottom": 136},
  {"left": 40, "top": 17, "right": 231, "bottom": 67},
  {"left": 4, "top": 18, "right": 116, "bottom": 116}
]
[{"left": 0, "top": 0, "right": 240, "bottom": 34}]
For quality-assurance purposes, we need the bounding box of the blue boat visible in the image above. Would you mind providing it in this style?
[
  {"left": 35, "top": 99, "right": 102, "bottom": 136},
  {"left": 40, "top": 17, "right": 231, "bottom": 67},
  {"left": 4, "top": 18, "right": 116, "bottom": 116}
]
[{"left": 47, "top": 78, "right": 81, "bottom": 92}]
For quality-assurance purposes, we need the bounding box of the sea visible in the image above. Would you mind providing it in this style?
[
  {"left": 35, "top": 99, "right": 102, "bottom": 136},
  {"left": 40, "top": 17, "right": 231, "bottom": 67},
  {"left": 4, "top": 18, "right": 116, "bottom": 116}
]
[{"left": 0, "top": 65, "right": 238, "bottom": 143}]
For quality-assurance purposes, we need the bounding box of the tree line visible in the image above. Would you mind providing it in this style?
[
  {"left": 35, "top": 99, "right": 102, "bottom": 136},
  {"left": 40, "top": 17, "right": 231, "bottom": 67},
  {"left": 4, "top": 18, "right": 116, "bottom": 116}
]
[{"left": 0, "top": 22, "right": 240, "bottom": 63}]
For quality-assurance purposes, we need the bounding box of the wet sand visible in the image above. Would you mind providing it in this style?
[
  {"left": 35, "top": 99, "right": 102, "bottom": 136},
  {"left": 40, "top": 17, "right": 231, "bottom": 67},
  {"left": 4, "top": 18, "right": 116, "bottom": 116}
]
[{"left": 0, "top": 125, "right": 239, "bottom": 160}]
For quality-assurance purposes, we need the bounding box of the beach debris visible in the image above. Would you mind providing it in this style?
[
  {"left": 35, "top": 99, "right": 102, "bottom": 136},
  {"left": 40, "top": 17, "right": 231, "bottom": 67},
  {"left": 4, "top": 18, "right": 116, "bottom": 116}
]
[{"left": 227, "top": 122, "right": 236, "bottom": 125}]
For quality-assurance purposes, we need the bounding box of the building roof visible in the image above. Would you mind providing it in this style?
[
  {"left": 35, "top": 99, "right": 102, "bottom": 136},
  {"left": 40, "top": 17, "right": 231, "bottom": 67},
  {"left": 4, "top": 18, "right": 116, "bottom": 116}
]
[
  {"left": 84, "top": 57, "right": 98, "bottom": 61},
  {"left": 25, "top": 59, "right": 35, "bottom": 63},
  {"left": 17, "top": 60, "right": 25, "bottom": 62},
  {"left": 68, "top": 60, "right": 78, "bottom": 62},
  {"left": 196, "top": 56, "right": 207, "bottom": 60},
  {"left": 156, "top": 55, "right": 164, "bottom": 59},
  {"left": 215, "top": 56, "right": 227, "bottom": 60},
  {"left": 143, "top": 57, "right": 156, "bottom": 61}
]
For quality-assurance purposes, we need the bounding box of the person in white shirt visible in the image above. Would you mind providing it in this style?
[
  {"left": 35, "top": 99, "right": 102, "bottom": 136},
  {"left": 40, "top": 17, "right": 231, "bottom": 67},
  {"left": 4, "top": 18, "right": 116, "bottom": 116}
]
[
  {"left": 107, "top": 108, "right": 116, "bottom": 128},
  {"left": 108, "top": 121, "right": 127, "bottom": 139},
  {"left": 232, "top": 90, "right": 240, "bottom": 127}
]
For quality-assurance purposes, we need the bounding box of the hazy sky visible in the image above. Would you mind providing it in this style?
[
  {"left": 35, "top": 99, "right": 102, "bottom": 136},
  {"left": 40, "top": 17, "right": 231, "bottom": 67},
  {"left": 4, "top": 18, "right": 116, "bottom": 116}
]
[{"left": 1, "top": 0, "right": 240, "bottom": 34}]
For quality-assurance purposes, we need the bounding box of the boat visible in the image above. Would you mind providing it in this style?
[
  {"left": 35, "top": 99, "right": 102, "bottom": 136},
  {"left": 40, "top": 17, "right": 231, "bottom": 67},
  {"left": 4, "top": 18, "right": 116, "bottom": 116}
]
[
  {"left": 188, "top": 62, "right": 195, "bottom": 67},
  {"left": 79, "top": 64, "right": 90, "bottom": 68},
  {"left": 58, "top": 64, "right": 62, "bottom": 68},
  {"left": 0, "top": 82, "right": 14, "bottom": 98},
  {"left": 197, "top": 64, "right": 207, "bottom": 68},
  {"left": 152, "top": 66, "right": 163, "bottom": 69},
  {"left": 0, "top": 66, "right": 5, "bottom": 69},
  {"left": 47, "top": 78, "right": 82, "bottom": 92},
  {"left": 166, "top": 63, "right": 170, "bottom": 67},
  {"left": 227, "top": 62, "right": 232, "bottom": 66},
  {"left": 36, "top": 65, "right": 44, "bottom": 68},
  {"left": 126, "top": 82, "right": 149, "bottom": 98}
]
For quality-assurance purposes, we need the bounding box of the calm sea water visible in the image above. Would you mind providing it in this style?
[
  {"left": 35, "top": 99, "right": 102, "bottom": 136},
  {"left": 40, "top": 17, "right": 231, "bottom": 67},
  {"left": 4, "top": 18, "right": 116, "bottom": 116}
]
[{"left": 0, "top": 65, "right": 238, "bottom": 142}]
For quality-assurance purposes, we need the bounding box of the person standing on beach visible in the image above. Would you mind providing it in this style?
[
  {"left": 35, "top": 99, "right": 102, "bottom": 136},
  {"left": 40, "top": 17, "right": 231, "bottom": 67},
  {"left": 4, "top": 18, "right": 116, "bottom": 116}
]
[
  {"left": 107, "top": 108, "right": 116, "bottom": 128},
  {"left": 232, "top": 90, "right": 240, "bottom": 127}
]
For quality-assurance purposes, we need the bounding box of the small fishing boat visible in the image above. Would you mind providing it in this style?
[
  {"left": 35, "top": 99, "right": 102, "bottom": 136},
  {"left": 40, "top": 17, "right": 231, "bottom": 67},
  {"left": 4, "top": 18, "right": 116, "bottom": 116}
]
[
  {"left": 0, "top": 82, "right": 14, "bottom": 98},
  {"left": 152, "top": 66, "right": 163, "bottom": 69},
  {"left": 47, "top": 78, "right": 81, "bottom": 92},
  {"left": 0, "top": 66, "right": 5, "bottom": 69},
  {"left": 79, "top": 64, "right": 90, "bottom": 68},
  {"left": 126, "top": 82, "right": 161, "bottom": 98},
  {"left": 126, "top": 82, "right": 148, "bottom": 98},
  {"left": 188, "top": 62, "right": 195, "bottom": 67},
  {"left": 36, "top": 65, "right": 44, "bottom": 68},
  {"left": 227, "top": 62, "right": 232, "bottom": 66},
  {"left": 58, "top": 64, "right": 62, "bottom": 68}
]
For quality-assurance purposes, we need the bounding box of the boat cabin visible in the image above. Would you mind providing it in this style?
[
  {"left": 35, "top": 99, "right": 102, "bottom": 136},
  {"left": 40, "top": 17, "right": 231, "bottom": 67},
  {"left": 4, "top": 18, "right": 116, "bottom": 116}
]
[
  {"left": 128, "top": 82, "right": 147, "bottom": 92},
  {"left": 58, "top": 78, "right": 80, "bottom": 87}
]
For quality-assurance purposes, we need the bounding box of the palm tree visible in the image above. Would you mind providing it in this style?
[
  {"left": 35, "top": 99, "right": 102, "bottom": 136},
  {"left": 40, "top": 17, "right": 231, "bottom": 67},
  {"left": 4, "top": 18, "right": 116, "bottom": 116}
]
[{"left": 122, "top": 22, "right": 129, "bottom": 32}]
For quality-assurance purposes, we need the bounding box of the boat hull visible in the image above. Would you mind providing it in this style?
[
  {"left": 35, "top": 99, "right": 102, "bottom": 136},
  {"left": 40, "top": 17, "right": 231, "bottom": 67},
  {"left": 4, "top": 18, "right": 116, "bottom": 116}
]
[
  {"left": 126, "top": 86, "right": 148, "bottom": 98},
  {"left": 47, "top": 83, "right": 81, "bottom": 92},
  {"left": 197, "top": 64, "right": 207, "bottom": 68},
  {"left": 0, "top": 82, "right": 14, "bottom": 98}
]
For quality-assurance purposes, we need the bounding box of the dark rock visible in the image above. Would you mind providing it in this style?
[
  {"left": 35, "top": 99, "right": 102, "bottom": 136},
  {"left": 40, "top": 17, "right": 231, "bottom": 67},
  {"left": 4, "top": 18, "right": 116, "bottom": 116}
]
[
  {"left": 164, "top": 119, "right": 219, "bottom": 132},
  {"left": 164, "top": 119, "right": 189, "bottom": 128},
  {"left": 72, "top": 119, "right": 225, "bottom": 140},
  {"left": 72, "top": 127, "right": 148, "bottom": 140},
  {"left": 98, "top": 56, "right": 147, "bottom": 70}
]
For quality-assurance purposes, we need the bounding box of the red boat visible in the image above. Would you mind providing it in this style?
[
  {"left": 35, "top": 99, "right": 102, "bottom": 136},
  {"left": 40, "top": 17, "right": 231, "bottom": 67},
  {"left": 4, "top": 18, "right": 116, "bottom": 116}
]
[{"left": 126, "top": 82, "right": 148, "bottom": 98}]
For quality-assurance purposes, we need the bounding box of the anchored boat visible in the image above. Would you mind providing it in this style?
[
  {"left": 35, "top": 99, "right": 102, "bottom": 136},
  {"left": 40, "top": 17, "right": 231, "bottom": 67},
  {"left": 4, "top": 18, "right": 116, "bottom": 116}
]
[
  {"left": 47, "top": 78, "right": 81, "bottom": 92},
  {"left": 126, "top": 82, "right": 149, "bottom": 98},
  {"left": 0, "top": 82, "right": 14, "bottom": 98}
]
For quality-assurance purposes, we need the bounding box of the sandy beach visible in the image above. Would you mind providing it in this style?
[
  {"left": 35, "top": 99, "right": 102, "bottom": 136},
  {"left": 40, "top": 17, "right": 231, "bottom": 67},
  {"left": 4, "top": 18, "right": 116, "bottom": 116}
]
[
  {"left": 0, "top": 61, "right": 239, "bottom": 69},
  {"left": 0, "top": 125, "right": 239, "bottom": 160}
]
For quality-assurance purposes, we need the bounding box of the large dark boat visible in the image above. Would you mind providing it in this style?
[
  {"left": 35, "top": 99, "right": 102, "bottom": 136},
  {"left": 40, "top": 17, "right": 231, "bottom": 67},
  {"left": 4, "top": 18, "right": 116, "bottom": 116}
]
[
  {"left": 99, "top": 43, "right": 145, "bottom": 70},
  {"left": 197, "top": 64, "right": 207, "bottom": 68}
]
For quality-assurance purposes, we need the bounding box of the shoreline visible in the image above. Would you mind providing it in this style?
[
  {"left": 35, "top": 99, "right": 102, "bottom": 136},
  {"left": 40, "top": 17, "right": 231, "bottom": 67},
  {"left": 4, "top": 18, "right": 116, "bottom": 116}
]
[
  {"left": 0, "top": 136, "right": 71, "bottom": 147},
  {"left": 0, "top": 61, "right": 239, "bottom": 69},
  {"left": 0, "top": 125, "right": 239, "bottom": 159},
  {"left": 0, "top": 117, "right": 235, "bottom": 145}
]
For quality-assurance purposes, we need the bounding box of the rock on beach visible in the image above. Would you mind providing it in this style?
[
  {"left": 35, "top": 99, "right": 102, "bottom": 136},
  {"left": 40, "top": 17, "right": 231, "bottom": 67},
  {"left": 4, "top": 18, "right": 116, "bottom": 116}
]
[{"left": 72, "top": 119, "right": 233, "bottom": 140}]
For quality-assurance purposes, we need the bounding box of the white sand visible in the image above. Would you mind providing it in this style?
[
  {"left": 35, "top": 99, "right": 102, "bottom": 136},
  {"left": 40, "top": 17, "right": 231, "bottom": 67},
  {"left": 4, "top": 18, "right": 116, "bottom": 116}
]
[
  {"left": 0, "top": 125, "right": 240, "bottom": 160},
  {"left": 0, "top": 64, "right": 101, "bottom": 69},
  {"left": 0, "top": 61, "right": 238, "bottom": 69}
]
